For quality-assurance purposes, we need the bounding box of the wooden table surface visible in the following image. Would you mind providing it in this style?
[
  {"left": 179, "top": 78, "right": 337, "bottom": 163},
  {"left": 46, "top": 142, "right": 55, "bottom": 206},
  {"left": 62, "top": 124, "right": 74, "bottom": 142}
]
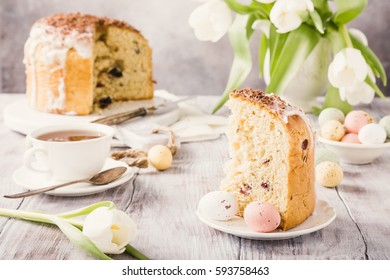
[{"left": 0, "top": 94, "right": 389, "bottom": 260}]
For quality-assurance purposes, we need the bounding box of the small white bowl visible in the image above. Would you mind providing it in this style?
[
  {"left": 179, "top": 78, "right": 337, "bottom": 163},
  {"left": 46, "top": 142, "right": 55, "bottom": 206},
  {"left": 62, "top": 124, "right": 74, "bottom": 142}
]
[{"left": 318, "top": 136, "right": 390, "bottom": 164}]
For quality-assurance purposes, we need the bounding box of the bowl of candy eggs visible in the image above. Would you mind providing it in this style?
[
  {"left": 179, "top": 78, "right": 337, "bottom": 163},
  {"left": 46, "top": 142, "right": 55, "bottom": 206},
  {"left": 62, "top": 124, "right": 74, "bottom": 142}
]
[{"left": 317, "top": 108, "right": 390, "bottom": 164}]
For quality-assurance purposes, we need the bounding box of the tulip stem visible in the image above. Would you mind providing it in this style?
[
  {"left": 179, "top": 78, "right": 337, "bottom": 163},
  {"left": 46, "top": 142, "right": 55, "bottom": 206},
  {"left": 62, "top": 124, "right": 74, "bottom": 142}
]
[
  {"left": 125, "top": 244, "right": 150, "bottom": 260},
  {"left": 0, "top": 208, "right": 55, "bottom": 225},
  {"left": 339, "top": 24, "right": 353, "bottom": 48},
  {"left": 0, "top": 208, "right": 84, "bottom": 229}
]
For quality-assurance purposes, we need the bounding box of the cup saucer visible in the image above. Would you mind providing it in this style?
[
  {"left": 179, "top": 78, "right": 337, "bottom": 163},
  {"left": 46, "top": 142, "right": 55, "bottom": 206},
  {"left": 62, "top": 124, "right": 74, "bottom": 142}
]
[{"left": 12, "top": 158, "right": 134, "bottom": 196}]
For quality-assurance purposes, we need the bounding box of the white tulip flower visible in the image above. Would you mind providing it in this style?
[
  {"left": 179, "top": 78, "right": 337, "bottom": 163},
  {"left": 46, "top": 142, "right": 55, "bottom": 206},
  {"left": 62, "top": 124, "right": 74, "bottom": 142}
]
[
  {"left": 339, "top": 67, "right": 375, "bottom": 105},
  {"left": 189, "top": 0, "right": 233, "bottom": 42},
  {"left": 270, "top": 0, "right": 314, "bottom": 33},
  {"left": 328, "top": 48, "right": 368, "bottom": 88},
  {"left": 252, "top": 19, "right": 271, "bottom": 37},
  {"left": 349, "top": 28, "right": 368, "bottom": 46},
  {"left": 82, "top": 207, "right": 138, "bottom": 254}
]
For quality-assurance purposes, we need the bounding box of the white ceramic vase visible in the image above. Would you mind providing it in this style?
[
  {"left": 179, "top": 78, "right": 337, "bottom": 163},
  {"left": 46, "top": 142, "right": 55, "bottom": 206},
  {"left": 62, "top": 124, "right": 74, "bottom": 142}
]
[{"left": 264, "top": 38, "right": 332, "bottom": 112}]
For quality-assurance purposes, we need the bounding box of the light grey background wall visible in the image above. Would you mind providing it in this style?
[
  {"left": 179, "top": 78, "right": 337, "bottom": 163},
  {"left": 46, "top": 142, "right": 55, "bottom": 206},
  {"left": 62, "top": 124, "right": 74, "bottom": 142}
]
[{"left": 0, "top": 0, "right": 389, "bottom": 96}]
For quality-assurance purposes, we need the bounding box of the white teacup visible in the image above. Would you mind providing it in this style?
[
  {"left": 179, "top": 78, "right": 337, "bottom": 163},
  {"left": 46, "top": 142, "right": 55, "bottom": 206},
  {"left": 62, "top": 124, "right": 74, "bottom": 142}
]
[{"left": 24, "top": 123, "right": 115, "bottom": 181}]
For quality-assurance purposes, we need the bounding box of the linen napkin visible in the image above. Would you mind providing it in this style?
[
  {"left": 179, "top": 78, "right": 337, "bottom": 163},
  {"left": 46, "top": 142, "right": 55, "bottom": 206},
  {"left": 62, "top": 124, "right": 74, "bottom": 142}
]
[{"left": 113, "top": 90, "right": 228, "bottom": 150}]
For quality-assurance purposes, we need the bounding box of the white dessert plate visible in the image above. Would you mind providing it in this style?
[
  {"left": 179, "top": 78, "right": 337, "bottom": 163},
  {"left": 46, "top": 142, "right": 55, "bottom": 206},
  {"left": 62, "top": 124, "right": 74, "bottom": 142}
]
[
  {"left": 11, "top": 158, "right": 134, "bottom": 197},
  {"left": 197, "top": 200, "right": 336, "bottom": 240},
  {"left": 318, "top": 136, "right": 390, "bottom": 164},
  {"left": 3, "top": 90, "right": 180, "bottom": 135}
]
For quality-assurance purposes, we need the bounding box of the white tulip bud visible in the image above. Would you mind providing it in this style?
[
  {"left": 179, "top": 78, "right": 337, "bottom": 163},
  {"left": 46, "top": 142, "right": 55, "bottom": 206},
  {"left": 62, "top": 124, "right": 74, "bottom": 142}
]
[
  {"left": 328, "top": 48, "right": 368, "bottom": 88},
  {"left": 82, "top": 207, "right": 137, "bottom": 254},
  {"left": 270, "top": 0, "right": 314, "bottom": 33},
  {"left": 189, "top": 0, "right": 233, "bottom": 42},
  {"left": 339, "top": 66, "right": 375, "bottom": 105}
]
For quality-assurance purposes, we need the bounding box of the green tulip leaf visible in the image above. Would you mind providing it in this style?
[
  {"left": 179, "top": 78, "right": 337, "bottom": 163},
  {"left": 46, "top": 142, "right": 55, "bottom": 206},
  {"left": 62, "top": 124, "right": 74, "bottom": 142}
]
[
  {"left": 125, "top": 244, "right": 150, "bottom": 260},
  {"left": 50, "top": 216, "right": 112, "bottom": 260},
  {"left": 309, "top": 9, "right": 324, "bottom": 34},
  {"left": 311, "top": 106, "right": 322, "bottom": 116},
  {"left": 325, "top": 24, "right": 346, "bottom": 53},
  {"left": 268, "top": 25, "right": 289, "bottom": 76},
  {"left": 251, "top": 1, "right": 273, "bottom": 17},
  {"left": 224, "top": 0, "right": 268, "bottom": 18},
  {"left": 365, "top": 76, "right": 387, "bottom": 100},
  {"left": 245, "top": 13, "right": 259, "bottom": 39},
  {"left": 58, "top": 201, "right": 116, "bottom": 219},
  {"left": 259, "top": 33, "right": 268, "bottom": 78},
  {"left": 266, "top": 24, "right": 320, "bottom": 95},
  {"left": 350, "top": 34, "right": 387, "bottom": 86},
  {"left": 322, "top": 85, "right": 353, "bottom": 115},
  {"left": 333, "top": 0, "right": 368, "bottom": 24},
  {"left": 312, "top": 0, "right": 332, "bottom": 21},
  {"left": 213, "top": 15, "right": 253, "bottom": 113}
]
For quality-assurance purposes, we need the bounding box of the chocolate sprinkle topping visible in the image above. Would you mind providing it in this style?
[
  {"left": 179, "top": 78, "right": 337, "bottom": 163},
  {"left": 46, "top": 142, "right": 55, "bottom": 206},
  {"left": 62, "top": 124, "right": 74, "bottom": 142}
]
[
  {"left": 36, "top": 13, "right": 139, "bottom": 35},
  {"left": 230, "top": 88, "right": 289, "bottom": 108}
]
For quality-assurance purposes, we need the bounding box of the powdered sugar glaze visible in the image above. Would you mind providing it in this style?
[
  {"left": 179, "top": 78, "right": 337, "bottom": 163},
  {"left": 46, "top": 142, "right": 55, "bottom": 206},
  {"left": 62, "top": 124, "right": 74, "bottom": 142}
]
[{"left": 23, "top": 22, "right": 93, "bottom": 111}]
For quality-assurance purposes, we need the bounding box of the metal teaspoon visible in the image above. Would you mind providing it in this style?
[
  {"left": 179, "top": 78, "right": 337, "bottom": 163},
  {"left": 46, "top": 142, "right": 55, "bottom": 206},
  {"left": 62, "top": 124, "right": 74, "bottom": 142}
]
[{"left": 3, "top": 166, "right": 127, "bottom": 199}]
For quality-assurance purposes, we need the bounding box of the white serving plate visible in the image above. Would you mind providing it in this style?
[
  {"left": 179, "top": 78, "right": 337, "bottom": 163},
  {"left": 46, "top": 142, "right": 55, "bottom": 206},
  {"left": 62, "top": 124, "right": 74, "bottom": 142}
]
[
  {"left": 197, "top": 200, "right": 336, "bottom": 240},
  {"left": 3, "top": 90, "right": 180, "bottom": 135}
]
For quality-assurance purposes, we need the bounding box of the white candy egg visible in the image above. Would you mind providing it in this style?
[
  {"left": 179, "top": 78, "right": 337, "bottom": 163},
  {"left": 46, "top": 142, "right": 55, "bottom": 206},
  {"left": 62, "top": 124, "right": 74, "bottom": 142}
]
[
  {"left": 358, "top": 123, "right": 387, "bottom": 145},
  {"left": 379, "top": 115, "right": 390, "bottom": 138},
  {"left": 197, "top": 191, "right": 239, "bottom": 221},
  {"left": 318, "top": 108, "right": 345, "bottom": 126}
]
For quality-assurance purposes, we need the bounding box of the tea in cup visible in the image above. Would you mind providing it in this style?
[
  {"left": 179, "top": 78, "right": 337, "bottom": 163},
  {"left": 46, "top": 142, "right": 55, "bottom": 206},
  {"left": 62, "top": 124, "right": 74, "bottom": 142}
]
[{"left": 24, "top": 123, "right": 115, "bottom": 181}]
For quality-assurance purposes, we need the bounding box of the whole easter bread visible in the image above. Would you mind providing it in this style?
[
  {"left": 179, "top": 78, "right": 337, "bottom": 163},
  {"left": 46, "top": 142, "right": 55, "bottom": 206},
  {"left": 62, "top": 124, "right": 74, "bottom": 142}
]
[{"left": 24, "top": 13, "right": 153, "bottom": 115}]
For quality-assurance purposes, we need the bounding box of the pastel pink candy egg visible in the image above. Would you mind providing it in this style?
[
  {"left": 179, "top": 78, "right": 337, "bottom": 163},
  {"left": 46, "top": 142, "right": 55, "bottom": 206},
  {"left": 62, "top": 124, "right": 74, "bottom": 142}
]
[
  {"left": 341, "top": 133, "right": 361, "bottom": 144},
  {"left": 244, "top": 201, "right": 281, "bottom": 233},
  {"left": 344, "top": 110, "right": 374, "bottom": 134}
]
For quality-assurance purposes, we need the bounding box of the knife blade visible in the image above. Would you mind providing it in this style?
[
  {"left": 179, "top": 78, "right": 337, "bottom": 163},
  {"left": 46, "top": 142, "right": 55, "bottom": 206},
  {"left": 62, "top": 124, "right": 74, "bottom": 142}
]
[{"left": 91, "top": 96, "right": 195, "bottom": 126}]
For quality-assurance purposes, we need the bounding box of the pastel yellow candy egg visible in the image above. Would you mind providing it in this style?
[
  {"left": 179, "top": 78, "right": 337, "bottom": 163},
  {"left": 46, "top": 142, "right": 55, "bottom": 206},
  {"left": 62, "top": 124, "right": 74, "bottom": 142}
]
[
  {"left": 315, "top": 161, "right": 344, "bottom": 188},
  {"left": 321, "top": 120, "right": 345, "bottom": 141},
  {"left": 148, "top": 145, "right": 173, "bottom": 171}
]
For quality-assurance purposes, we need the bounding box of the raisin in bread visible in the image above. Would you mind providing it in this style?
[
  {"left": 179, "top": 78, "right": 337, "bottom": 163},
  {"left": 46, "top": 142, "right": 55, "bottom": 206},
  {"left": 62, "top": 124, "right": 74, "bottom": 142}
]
[
  {"left": 24, "top": 13, "right": 153, "bottom": 115},
  {"left": 220, "top": 89, "right": 315, "bottom": 230}
]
